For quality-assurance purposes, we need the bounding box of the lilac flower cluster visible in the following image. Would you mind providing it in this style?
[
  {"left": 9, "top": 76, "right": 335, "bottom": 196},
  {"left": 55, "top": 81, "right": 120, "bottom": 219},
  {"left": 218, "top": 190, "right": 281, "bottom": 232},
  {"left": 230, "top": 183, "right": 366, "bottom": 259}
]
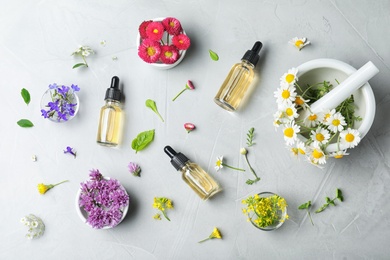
[
  {"left": 79, "top": 169, "right": 129, "bottom": 229},
  {"left": 41, "top": 83, "right": 80, "bottom": 122}
]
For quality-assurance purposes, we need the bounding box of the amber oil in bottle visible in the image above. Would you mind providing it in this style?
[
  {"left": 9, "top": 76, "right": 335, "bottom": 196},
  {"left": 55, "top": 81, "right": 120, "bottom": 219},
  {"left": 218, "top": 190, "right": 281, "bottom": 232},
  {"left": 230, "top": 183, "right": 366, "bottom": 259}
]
[
  {"left": 97, "top": 76, "right": 123, "bottom": 147},
  {"left": 214, "top": 41, "right": 262, "bottom": 111},
  {"left": 164, "top": 146, "right": 221, "bottom": 200}
]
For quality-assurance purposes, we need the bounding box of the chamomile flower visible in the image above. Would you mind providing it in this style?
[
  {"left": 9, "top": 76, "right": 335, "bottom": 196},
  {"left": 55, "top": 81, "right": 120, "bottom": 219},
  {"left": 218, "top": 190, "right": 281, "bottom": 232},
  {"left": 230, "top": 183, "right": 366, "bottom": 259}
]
[
  {"left": 280, "top": 68, "right": 298, "bottom": 85},
  {"left": 294, "top": 95, "right": 310, "bottom": 109},
  {"left": 329, "top": 150, "right": 349, "bottom": 159},
  {"left": 327, "top": 112, "right": 347, "bottom": 133},
  {"left": 283, "top": 121, "right": 300, "bottom": 145},
  {"left": 289, "top": 37, "right": 311, "bottom": 51},
  {"left": 281, "top": 104, "right": 299, "bottom": 120},
  {"left": 310, "top": 127, "right": 330, "bottom": 146},
  {"left": 274, "top": 83, "right": 297, "bottom": 107},
  {"left": 273, "top": 111, "right": 283, "bottom": 129},
  {"left": 304, "top": 113, "right": 320, "bottom": 128},
  {"left": 321, "top": 109, "right": 336, "bottom": 123},
  {"left": 296, "top": 140, "right": 307, "bottom": 155},
  {"left": 309, "top": 144, "right": 327, "bottom": 165},
  {"left": 339, "top": 128, "right": 361, "bottom": 148}
]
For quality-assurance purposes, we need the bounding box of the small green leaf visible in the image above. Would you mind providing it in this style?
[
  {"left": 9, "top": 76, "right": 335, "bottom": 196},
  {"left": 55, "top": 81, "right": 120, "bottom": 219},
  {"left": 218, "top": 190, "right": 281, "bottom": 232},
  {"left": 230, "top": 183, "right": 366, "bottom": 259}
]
[
  {"left": 21, "top": 88, "right": 31, "bottom": 105},
  {"left": 145, "top": 99, "right": 164, "bottom": 122},
  {"left": 298, "top": 201, "right": 312, "bottom": 210},
  {"left": 131, "top": 129, "right": 155, "bottom": 153},
  {"left": 336, "top": 189, "right": 344, "bottom": 202},
  {"left": 246, "top": 127, "right": 255, "bottom": 147},
  {"left": 209, "top": 49, "right": 219, "bottom": 61},
  {"left": 325, "top": 197, "right": 331, "bottom": 203},
  {"left": 17, "top": 119, "right": 34, "bottom": 128},
  {"left": 72, "top": 63, "right": 87, "bottom": 69}
]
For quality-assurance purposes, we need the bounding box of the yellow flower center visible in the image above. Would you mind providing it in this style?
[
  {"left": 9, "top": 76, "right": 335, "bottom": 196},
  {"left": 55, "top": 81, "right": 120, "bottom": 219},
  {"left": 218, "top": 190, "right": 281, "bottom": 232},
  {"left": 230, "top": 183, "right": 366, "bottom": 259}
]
[
  {"left": 298, "top": 148, "right": 305, "bottom": 155},
  {"left": 291, "top": 148, "right": 298, "bottom": 156},
  {"left": 312, "top": 149, "right": 323, "bottom": 159},
  {"left": 282, "top": 90, "right": 290, "bottom": 99},
  {"left": 316, "top": 133, "right": 324, "bottom": 142},
  {"left": 334, "top": 154, "right": 344, "bottom": 159},
  {"left": 285, "top": 74, "right": 295, "bottom": 83},
  {"left": 345, "top": 133, "right": 355, "bottom": 142},
  {"left": 216, "top": 160, "right": 222, "bottom": 167},
  {"left": 147, "top": 47, "right": 156, "bottom": 56},
  {"left": 169, "top": 21, "right": 175, "bottom": 27},
  {"left": 284, "top": 127, "right": 294, "bottom": 138},
  {"left": 179, "top": 39, "right": 184, "bottom": 44},
  {"left": 153, "top": 29, "right": 159, "bottom": 34},
  {"left": 164, "top": 51, "right": 173, "bottom": 58},
  {"left": 295, "top": 96, "right": 304, "bottom": 105},
  {"left": 332, "top": 119, "right": 340, "bottom": 126},
  {"left": 286, "top": 108, "right": 294, "bottom": 116},
  {"left": 295, "top": 40, "right": 304, "bottom": 48},
  {"left": 309, "top": 114, "right": 317, "bottom": 121}
]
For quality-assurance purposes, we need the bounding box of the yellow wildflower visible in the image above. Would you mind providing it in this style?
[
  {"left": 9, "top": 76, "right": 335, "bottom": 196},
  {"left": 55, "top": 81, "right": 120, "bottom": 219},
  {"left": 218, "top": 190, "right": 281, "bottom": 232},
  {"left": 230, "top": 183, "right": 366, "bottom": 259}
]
[
  {"left": 153, "top": 214, "right": 161, "bottom": 220},
  {"left": 153, "top": 197, "right": 173, "bottom": 221},
  {"left": 198, "top": 227, "right": 222, "bottom": 243},
  {"left": 37, "top": 180, "right": 68, "bottom": 195}
]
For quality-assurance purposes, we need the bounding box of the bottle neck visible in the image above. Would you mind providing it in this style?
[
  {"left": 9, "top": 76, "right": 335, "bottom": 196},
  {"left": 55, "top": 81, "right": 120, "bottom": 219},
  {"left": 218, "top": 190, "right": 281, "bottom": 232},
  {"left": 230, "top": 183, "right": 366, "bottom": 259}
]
[
  {"left": 240, "top": 59, "right": 255, "bottom": 68},
  {"left": 105, "top": 99, "right": 121, "bottom": 104}
]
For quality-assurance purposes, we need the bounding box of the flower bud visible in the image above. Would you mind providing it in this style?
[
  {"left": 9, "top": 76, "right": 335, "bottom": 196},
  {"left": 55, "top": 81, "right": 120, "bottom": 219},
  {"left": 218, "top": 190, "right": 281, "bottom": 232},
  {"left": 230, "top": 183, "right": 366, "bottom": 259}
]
[{"left": 240, "top": 148, "right": 247, "bottom": 155}]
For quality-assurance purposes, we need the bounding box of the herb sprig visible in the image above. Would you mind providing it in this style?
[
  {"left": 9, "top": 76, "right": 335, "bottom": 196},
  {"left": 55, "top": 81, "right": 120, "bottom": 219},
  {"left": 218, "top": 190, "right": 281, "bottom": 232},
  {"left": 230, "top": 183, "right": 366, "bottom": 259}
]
[
  {"left": 246, "top": 127, "right": 255, "bottom": 147},
  {"left": 315, "top": 188, "right": 344, "bottom": 213},
  {"left": 298, "top": 200, "right": 314, "bottom": 225}
]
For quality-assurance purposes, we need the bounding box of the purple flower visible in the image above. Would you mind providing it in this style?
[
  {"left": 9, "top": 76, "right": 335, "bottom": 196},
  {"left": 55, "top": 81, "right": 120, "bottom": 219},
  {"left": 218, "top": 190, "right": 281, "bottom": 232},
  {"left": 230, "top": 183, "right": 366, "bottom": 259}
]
[
  {"left": 41, "top": 83, "right": 80, "bottom": 122},
  {"left": 79, "top": 169, "right": 129, "bottom": 229},
  {"left": 64, "top": 146, "right": 76, "bottom": 158},
  {"left": 41, "top": 109, "right": 49, "bottom": 118},
  {"left": 128, "top": 162, "right": 141, "bottom": 177}
]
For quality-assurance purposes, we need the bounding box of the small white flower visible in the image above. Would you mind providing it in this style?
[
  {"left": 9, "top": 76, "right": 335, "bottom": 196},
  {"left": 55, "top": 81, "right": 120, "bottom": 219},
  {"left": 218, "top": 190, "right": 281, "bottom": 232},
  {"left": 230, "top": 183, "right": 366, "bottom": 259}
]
[
  {"left": 21, "top": 214, "right": 45, "bottom": 239},
  {"left": 303, "top": 112, "right": 320, "bottom": 128},
  {"left": 280, "top": 68, "right": 298, "bottom": 85},
  {"left": 289, "top": 37, "right": 311, "bottom": 50},
  {"left": 320, "top": 109, "right": 336, "bottom": 124},
  {"left": 273, "top": 111, "right": 283, "bottom": 129},
  {"left": 327, "top": 112, "right": 347, "bottom": 133},
  {"left": 308, "top": 144, "right": 327, "bottom": 165},
  {"left": 329, "top": 150, "right": 349, "bottom": 159},
  {"left": 340, "top": 128, "right": 361, "bottom": 148},
  {"left": 296, "top": 140, "right": 307, "bottom": 155},
  {"left": 281, "top": 104, "right": 299, "bottom": 120},
  {"left": 274, "top": 83, "right": 297, "bottom": 107},
  {"left": 310, "top": 127, "right": 330, "bottom": 146},
  {"left": 31, "top": 155, "right": 37, "bottom": 162},
  {"left": 100, "top": 40, "right": 106, "bottom": 46},
  {"left": 72, "top": 45, "right": 94, "bottom": 57},
  {"left": 294, "top": 95, "right": 310, "bottom": 109},
  {"left": 215, "top": 156, "right": 224, "bottom": 171},
  {"left": 283, "top": 121, "right": 300, "bottom": 145}
]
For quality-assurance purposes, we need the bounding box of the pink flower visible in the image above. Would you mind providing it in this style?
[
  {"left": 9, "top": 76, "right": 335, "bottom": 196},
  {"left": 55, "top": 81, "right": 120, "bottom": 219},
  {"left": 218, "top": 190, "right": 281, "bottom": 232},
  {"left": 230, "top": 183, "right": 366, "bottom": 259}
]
[
  {"left": 162, "top": 17, "right": 182, "bottom": 35},
  {"left": 139, "top": 20, "right": 152, "bottom": 39},
  {"left": 138, "top": 39, "right": 162, "bottom": 63},
  {"left": 172, "top": 34, "right": 191, "bottom": 50},
  {"left": 184, "top": 123, "right": 196, "bottom": 133},
  {"left": 160, "top": 45, "right": 179, "bottom": 64},
  {"left": 146, "top": 21, "right": 164, "bottom": 41}
]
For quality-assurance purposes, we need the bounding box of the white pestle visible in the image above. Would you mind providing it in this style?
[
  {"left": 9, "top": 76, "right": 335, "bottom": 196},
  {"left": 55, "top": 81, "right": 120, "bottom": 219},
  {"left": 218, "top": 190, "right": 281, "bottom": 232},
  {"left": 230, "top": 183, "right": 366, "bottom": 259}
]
[{"left": 307, "top": 61, "right": 379, "bottom": 115}]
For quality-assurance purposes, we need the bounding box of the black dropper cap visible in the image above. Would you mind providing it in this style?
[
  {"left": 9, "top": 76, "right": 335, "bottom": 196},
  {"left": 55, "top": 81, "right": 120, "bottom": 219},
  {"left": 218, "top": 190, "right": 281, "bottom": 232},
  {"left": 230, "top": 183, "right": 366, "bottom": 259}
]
[
  {"left": 164, "top": 146, "right": 190, "bottom": 171},
  {"left": 104, "top": 76, "right": 121, "bottom": 101},
  {"left": 241, "top": 41, "right": 262, "bottom": 67}
]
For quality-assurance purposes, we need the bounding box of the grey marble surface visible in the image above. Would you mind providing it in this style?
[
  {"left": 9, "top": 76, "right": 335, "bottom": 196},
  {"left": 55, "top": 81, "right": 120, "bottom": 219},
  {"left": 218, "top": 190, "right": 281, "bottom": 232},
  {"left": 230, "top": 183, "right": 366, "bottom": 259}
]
[{"left": 1, "top": 0, "right": 390, "bottom": 259}]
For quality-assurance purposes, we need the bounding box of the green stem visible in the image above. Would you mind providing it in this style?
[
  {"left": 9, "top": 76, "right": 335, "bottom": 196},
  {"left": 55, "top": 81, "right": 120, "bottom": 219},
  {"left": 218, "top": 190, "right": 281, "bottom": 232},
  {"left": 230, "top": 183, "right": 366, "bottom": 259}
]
[
  {"left": 222, "top": 163, "right": 245, "bottom": 172},
  {"left": 82, "top": 55, "right": 88, "bottom": 67},
  {"left": 172, "top": 88, "right": 187, "bottom": 101},
  {"left": 53, "top": 180, "right": 69, "bottom": 187},
  {"left": 198, "top": 237, "right": 210, "bottom": 243},
  {"left": 243, "top": 154, "right": 259, "bottom": 180},
  {"left": 161, "top": 210, "right": 170, "bottom": 221},
  {"left": 307, "top": 210, "right": 314, "bottom": 226},
  {"left": 156, "top": 112, "right": 164, "bottom": 122}
]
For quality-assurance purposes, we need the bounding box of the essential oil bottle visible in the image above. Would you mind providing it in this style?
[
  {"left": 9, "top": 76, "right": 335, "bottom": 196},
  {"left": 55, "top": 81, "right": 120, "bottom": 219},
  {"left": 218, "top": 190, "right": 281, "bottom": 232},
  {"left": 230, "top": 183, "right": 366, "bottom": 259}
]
[
  {"left": 214, "top": 41, "right": 262, "bottom": 111},
  {"left": 164, "top": 146, "right": 221, "bottom": 200},
  {"left": 97, "top": 76, "right": 123, "bottom": 147}
]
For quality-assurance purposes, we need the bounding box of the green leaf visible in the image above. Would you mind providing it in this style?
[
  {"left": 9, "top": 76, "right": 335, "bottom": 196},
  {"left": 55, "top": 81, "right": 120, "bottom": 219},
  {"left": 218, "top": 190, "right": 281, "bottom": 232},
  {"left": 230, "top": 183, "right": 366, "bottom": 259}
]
[
  {"left": 246, "top": 127, "right": 255, "bottom": 147},
  {"left": 325, "top": 197, "right": 331, "bottom": 203},
  {"left": 145, "top": 99, "right": 164, "bottom": 122},
  {"left": 17, "top": 119, "right": 34, "bottom": 128},
  {"left": 336, "top": 188, "right": 344, "bottom": 202},
  {"left": 131, "top": 129, "right": 155, "bottom": 153},
  {"left": 21, "top": 88, "right": 30, "bottom": 105},
  {"left": 209, "top": 49, "right": 219, "bottom": 61},
  {"left": 72, "top": 63, "right": 87, "bottom": 69},
  {"left": 298, "top": 200, "right": 312, "bottom": 210}
]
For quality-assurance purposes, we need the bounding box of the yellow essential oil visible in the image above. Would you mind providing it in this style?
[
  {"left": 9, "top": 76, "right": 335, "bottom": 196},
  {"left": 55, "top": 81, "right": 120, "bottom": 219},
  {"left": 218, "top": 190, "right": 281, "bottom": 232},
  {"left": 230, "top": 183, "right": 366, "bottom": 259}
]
[{"left": 97, "top": 76, "right": 123, "bottom": 147}]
